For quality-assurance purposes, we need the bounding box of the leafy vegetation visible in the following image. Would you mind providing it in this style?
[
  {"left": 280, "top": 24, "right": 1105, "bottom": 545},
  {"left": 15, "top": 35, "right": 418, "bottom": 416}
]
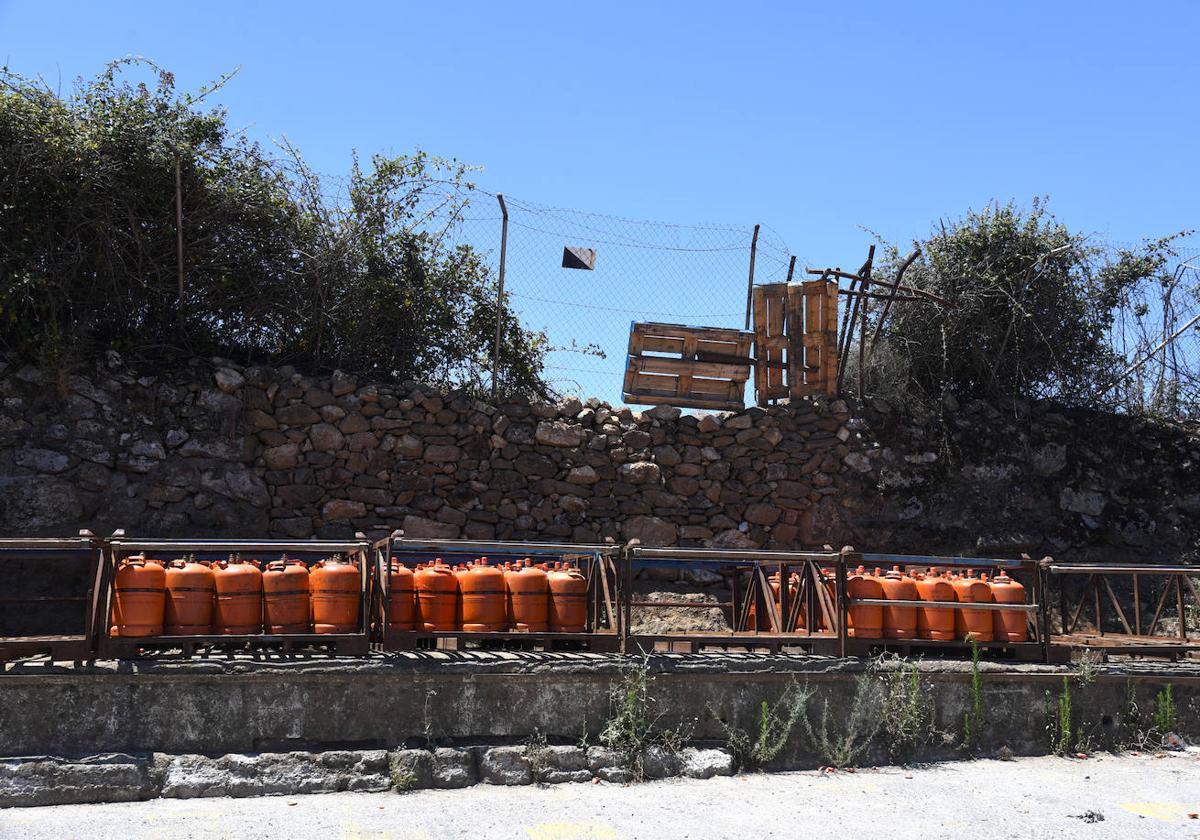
[
  {"left": 859, "top": 200, "right": 1187, "bottom": 408},
  {"left": 713, "top": 680, "right": 812, "bottom": 771},
  {"left": 0, "top": 59, "right": 548, "bottom": 395}
]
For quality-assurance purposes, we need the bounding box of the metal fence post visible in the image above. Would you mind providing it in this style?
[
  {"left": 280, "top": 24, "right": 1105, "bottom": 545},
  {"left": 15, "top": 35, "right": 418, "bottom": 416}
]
[
  {"left": 744, "top": 223, "right": 760, "bottom": 330},
  {"left": 491, "top": 193, "right": 509, "bottom": 401}
]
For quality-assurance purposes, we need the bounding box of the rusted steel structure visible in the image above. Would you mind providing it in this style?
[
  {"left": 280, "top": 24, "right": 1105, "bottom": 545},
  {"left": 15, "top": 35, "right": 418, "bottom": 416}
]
[
  {"left": 1048, "top": 561, "right": 1200, "bottom": 660},
  {"left": 372, "top": 534, "right": 621, "bottom": 652},
  {"left": 96, "top": 534, "right": 371, "bottom": 657},
  {"left": 0, "top": 532, "right": 102, "bottom": 663}
]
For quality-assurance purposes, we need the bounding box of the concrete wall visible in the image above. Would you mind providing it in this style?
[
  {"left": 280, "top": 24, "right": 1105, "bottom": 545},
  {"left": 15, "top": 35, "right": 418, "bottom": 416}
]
[{"left": 2, "top": 656, "right": 1196, "bottom": 761}]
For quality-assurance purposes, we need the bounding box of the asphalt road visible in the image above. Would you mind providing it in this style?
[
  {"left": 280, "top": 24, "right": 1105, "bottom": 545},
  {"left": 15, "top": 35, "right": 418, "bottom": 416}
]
[{"left": 3, "top": 754, "right": 1198, "bottom": 840}]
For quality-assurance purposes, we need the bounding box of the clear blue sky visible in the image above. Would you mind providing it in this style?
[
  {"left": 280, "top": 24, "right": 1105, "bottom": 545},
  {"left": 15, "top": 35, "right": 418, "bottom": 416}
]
[{"left": 3, "top": 1, "right": 1198, "bottom": 396}]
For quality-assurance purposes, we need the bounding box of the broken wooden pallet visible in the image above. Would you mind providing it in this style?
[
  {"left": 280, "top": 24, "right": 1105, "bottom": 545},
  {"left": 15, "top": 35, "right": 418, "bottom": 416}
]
[
  {"left": 623, "top": 322, "right": 753, "bottom": 411},
  {"left": 751, "top": 280, "right": 838, "bottom": 404}
]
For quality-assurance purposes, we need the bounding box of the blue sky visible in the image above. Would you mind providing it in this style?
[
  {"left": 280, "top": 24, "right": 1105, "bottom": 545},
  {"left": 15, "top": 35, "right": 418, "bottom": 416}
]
[{"left": 3, "top": 1, "right": 1197, "bottom": 397}]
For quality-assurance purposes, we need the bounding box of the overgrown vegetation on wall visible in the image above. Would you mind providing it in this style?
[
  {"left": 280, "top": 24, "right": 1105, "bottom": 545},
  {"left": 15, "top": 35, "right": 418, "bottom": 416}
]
[{"left": 0, "top": 60, "right": 548, "bottom": 395}]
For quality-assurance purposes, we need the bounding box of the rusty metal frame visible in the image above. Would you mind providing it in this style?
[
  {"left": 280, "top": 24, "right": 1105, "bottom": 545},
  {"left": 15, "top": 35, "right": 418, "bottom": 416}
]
[
  {"left": 1047, "top": 562, "right": 1200, "bottom": 659},
  {"left": 0, "top": 531, "right": 102, "bottom": 663},
  {"left": 97, "top": 533, "right": 372, "bottom": 658},
  {"left": 374, "top": 532, "right": 621, "bottom": 652}
]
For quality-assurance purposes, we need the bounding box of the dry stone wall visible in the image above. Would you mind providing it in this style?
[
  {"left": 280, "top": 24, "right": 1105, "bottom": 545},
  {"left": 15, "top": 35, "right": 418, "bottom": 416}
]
[{"left": 1, "top": 353, "right": 1197, "bottom": 562}]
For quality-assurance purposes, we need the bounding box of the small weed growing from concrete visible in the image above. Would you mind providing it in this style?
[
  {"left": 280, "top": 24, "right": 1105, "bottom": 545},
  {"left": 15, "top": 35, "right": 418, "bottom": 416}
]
[
  {"left": 800, "top": 673, "right": 883, "bottom": 769},
  {"left": 875, "top": 656, "right": 935, "bottom": 761},
  {"left": 1073, "top": 650, "right": 1102, "bottom": 687},
  {"left": 1053, "top": 676, "right": 1074, "bottom": 755},
  {"left": 1152, "top": 684, "right": 1176, "bottom": 737},
  {"left": 523, "top": 729, "right": 553, "bottom": 785},
  {"left": 389, "top": 753, "right": 420, "bottom": 793},
  {"left": 711, "top": 679, "right": 812, "bottom": 771},
  {"left": 961, "top": 642, "right": 985, "bottom": 752},
  {"left": 599, "top": 651, "right": 693, "bottom": 781}
]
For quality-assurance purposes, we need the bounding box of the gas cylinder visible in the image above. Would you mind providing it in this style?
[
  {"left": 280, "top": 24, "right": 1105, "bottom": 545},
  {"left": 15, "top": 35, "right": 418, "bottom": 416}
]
[
  {"left": 454, "top": 562, "right": 473, "bottom": 628},
  {"left": 548, "top": 562, "right": 588, "bottom": 633},
  {"left": 112, "top": 555, "right": 166, "bottom": 637},
  {"left": 212, "top": 554, "right": 264, "bottom": 635},
  {"left": 310, "top": 554, "right": 360, "bottom": 634},
  {"left": 460, "top": 558, "right": 507, "bottom": 632},
  {"left": 164, "top": 556, "right": 214, "bottom": 635},
  {"left": 914, "top": 569, "right": 957, "bottom": 641},
  {"left": 879, "top": 566, "right": 918, "bottom": 640},
  {"left": 951, "top": 570, "right": 994, "bottom": 642},
  {"left": 415, "top": 560, "right": 458, "bottom": 631},
  {"left": 505, "top": 559, "right": 549, "bottom": 632},
  {"left": 386, "top": 561, "right": 417, "bottom": 633},
  {"left": 263, "top": 557, "right": 310, "bottom": 634},
  {"left": 847, "top": 566, "right": 883, "bottom": 639},
  {"left": 989, "top": 571, "right": 1027, "bottom": 642}
]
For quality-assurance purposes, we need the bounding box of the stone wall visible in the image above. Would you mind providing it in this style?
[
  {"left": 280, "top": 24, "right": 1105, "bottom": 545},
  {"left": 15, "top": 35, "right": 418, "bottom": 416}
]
[{"left": 1, "top": 354, "right": 1197, "bottom": 562}]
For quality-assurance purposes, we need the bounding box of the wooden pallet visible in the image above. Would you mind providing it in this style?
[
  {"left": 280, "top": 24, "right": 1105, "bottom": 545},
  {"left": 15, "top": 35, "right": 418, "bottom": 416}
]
[
  {"left": 752, "top": 284, "right": 791, "bottom": 405},
  {"left": 622, "top": 322, "right": 753, "bottom": 411},
  {"left": 751, "top": 281, "right": 838, "bottom": 404}
]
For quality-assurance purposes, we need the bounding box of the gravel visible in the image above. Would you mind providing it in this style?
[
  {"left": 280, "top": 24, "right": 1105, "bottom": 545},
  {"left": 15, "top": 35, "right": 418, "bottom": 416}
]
[{"left": 4, "top": 754, "right": 1198, "bottom": 839}]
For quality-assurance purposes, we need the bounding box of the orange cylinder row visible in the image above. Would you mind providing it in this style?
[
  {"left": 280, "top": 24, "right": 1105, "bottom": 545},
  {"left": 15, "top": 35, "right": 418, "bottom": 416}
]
[
  {"left": 387, "top": 557, "right": 588, "bottom": 634},
  {"left": 111, "top": 554, "right": 361, "bottom": 637}
]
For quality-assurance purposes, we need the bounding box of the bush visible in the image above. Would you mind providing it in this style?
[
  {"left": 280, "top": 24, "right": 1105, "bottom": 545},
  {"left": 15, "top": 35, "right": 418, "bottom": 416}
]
[
  {"left": 860, "top": 199, "right": 1182, "bottom": 406},
  {"left": 0, "top": 59, "right": 548, "bottom": 396}
]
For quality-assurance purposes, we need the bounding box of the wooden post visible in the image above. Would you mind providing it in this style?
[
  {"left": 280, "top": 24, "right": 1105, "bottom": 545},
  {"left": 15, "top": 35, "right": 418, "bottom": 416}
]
[
  {"left": 491, "top": 194, "right": 509, "bottom": 401},
  {"left": 744, "top": 224, "right": 760, "bottom": 330}
]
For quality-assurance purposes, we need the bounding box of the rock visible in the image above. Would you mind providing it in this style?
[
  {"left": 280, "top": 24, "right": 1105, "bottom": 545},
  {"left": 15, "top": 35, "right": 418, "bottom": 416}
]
[
  {"left": 586, "top": 747, "right": 634, "bottom": 783},
  {"left": 557, "top": 395, "right": 583, "bottom": 417},
  {"left": 0, "top": 754, "right": 154, "bottom": 807},
  {"left": 724, "top": 414, "right": 753, "bottom": 430},
  {"left": 622, "top": 515, "right": 677, "bottom": 546},
  {"left": 431, "top": 748, "right": 477, "bottom": 789},
  {"left": 618, "top": 461, "right": 661, "bottom": 484},
  {"left": 214, "top": 368, "right": 245, "bottom": 393},
  {"left": 424, "top": 444, "right": 462, "bottom": 462},
  {"left": 638, "top": 746, "right": 682, "bottom": 779},
  {"left": 165, "top": 429, "right": 190, "bottom": 448},
  {"left": 0, "top": 477, "right": 82, "bottom": 531},
  {"left": 14, "top": 447, "right": 70, "bottom": 474},
  {"left": 330, "top": 370, "right": 357, "bottom": 397},
  {"left": 680, "top": 748, "right": 733, "bottom": 779},
  {"left": 309, "top": 423, "right": 345, "bottom": 452},
  {"left": 559, "top": 495, "right": 587, "bottom": 513},
  {"left": 1032, "top": 442, "right": 1067, "bottom": 476},
  {"left": 130, "top": 440, "right": 166, "bottom": 461},
  {"left": 652, "top": 444, "right": 682, "bottom": 466},
  {"left": 276, "top": 404, "right": 321, "bottom": 426},
  {"left": 535, "top": 421, "right": 584, "bottom": 448},
  {"left": 263, "top": 443, "right": 301, "bottom": 470},
  {"left": 540, "top": 746, "right": 591, "bottom": 784},
  {"left": 645, "top": 404, "right": 682, "bottom": 422},
  {"left": 158, "top": 750, "right": 390, "bottom": 798},
  {"left": 480, "top": 746, "right": 531, "bottom": 785},
  {"left": 744, "top": 503, "right": 781, "bottom": 526},
  {"left": 322, "top": 499, "right": 366, "bottom": 521},
  {"left": 842, "top": 452, "right": 872, "bottom": 473},
  {"left": 697, "top": 414, "right": 722, "bottom": 433},
  {"left": 402, "top": 515, "right": 460, "bottom": 540},
  {"left": 708, "top": 529, "right": 758, "bottom": 549},
  {"left": 1060, "top": 488, "right": 1105, "bottom": 517},
  {"left": 388, "top": 750, "right": 432, "bottom": 791},
  {"left": 566, "top": 465, "right": 600, "bottom": 485}
]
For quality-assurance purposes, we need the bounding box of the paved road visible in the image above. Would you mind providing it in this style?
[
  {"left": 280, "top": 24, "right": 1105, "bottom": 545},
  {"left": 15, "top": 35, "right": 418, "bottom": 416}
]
[{"left": 3, "top": 754, "right": 1198, "bottom": 840}]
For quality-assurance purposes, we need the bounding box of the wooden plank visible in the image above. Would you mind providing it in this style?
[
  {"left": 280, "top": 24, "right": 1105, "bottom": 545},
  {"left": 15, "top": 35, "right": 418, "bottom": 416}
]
[
  {"left": 622, "top": 392, "right": 744, "bottom": 411},
  {"left": 631, "top": 356, "right": 748, "bottom": 380}
]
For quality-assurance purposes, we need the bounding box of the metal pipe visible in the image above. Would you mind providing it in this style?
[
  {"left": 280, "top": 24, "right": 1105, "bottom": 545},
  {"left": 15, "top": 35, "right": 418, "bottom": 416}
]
[
  {"left": 110, "top": 539, "right": 368, "bottom": 553},
  {"left": 862, "top": 553, "right": 1030, "bottom": 569},
  {"left": 391, "top": 537, "right": 613, "bottom": 555},
  {"left": 1047, "top": 563, "right": 1200, "bottom": 575},
  {"left": 631, "top": 546, "right": 837, "bottom": 563},
  {"left": 744, "top": 224, "right": 760, "bottom": 330},
  {"left": 845, "top": 598, "right": 1038, "bottom": 612},
  {"left": 491, "top": 193, "right": 509, "bottom": 401}
]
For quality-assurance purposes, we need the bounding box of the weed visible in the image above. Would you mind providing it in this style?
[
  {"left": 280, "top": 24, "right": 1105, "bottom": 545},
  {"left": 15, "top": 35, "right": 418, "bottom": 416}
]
[
  {"left": 875, "top": 657, "right": 935, "bottom": 761},
  {"left": 799, "top": 673, "right": 884, "bottom": 768},
  {"left": 599, "top": 651, "right": 693, "bottom": 780},
  {"left": 1152, "top": 684, "right": 1176, "bottom": 736},
  {"left": 1053, "top": 676, "right": 1073, "bottom": 755},
  {"left": 523, "top": 729, "right": 553, "bottom": 785},
  {"left": 388, "top": 752, "right": 421, "bottom": 793},
  {"left": 712, "top": 680, "right": 813, "bottom": 771},
  {"left": 961, "top": 642, "right": 985, "bottom": 751},
  {"left": 1073, "top": 650, "right": 1102, "bottom": 687},
  {"left": 421, "top": 689, "right": 441, "bottom": 750}
]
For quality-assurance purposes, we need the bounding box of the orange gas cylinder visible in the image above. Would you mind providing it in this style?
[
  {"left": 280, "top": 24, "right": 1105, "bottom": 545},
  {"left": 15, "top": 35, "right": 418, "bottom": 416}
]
[
  {"left": 386, "top": 562, "right": 417, "bottom": 633},
  {"left": 951, "top": 570, "right": 994, "bottom": 641},
  {"left": 212, "top": 555, "right": 263, "bottom": 635},
  {"left": 310, "top": 555, "right": 360, "bottom": 634},
  {"left": 112, "top": 555, "right": 167, "bottom": 637},
  {"left": 847, "top": 566, "right": 883, "bottom": 639},
  {"left": 989, "top": 571, "right": 1027, "bottom": 642},
  {"left": 549, "top": 563, "right": 588, "bottom": 632},
  {"left": 415, "top": 560, "right": 458, "bottom": 631},
  {"left": 454, "top": 562, "right": 473, "bottom": 627},
  {"left": 164, "top": 556, "right": 214, "bottom": 636},
  {"left": 879, "top": 566, "right": 918, "bottom": 640},
  {"left": 460, "top": 558, "right": 507, "bottom": 632},
  {"left": 263, "top": 557, "right": 310, "bottom": 634},
  {"left": 914, "top": 569, "right": 957, "bottom": 641},
  {"left": 505, "top": 559, "right": 549, "bottom": 632}
]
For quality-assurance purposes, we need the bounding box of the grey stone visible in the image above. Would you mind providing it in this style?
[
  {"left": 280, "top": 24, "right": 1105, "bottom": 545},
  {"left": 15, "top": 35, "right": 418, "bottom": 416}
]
[
  {"left": 723, "top": 414, "right": 753, "bottom": 430},
  {"left": 535, "top": 421, "right": 584, "bottom": 448},
  {"left": 0, "top": 754, "right": 154, "bottom": 807},
  {"left": 402, "top": 514, "right": 460, "bottom": 540},
  {"left": 679, "top": 747, "right": 733, "bottom": 779},
  {"left": 309, "top": 423, "right": 345, "bottom": 452},
  {"left": 388, "top": 749, "right": 433, "bottom": 791},
  {"left": 0, "top": 477, "right": 82, "bottom": 530},
  {"left": 843, "top": 452, "right": 872, "bottom": 473},
  {"left": 540, "top": 746, "right": 591, "bottom": 784},
  {"left": 263, "top": 443, "right": 301, "bottom": 470},
  {"left": 158, "top": 751, "right": 390, "bottom": 799},
  {"left": 639, "top": 746, "right": 683, "bottom": 779},
  {"left": 622, "top": 515, "right": 677, "bottom": 547},
  {"left": 330, "top": 370, "right": 357, "bottom": 397},
  {"left": 14, "top": 447, "right": 70, "bottom": 473},
  {"left": 586, "top": 747, "right": 633, "bottom": 783},
  {"left": 214, "top": 367, "right": 245, "bottom": 393},
  {"left": 1032, "top": 442, "right": 1067, "bottom": 476},
  {"left": 431, "top": 748, "right": 477, "bottom": 788},
  {"left": 557, "top": 395, "right": 583, "bottom": 417},
  {"left": 645, "top": 404, "right": 682, "bottom": 422},
  {"left": 480, "top": 746, "right": 532, "bottom": 785},
  {"left": 618, "top": 461, "right": 661, "bottom": 484},
  {"left": 1060, "top": 488, "right": 1105, "bottom": 517},
  {"left": 424, "top": 444, "right": 462, "bottom": 462},
  {"left": 165, "top": 429, "right": 190, "bottom": 448}
]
